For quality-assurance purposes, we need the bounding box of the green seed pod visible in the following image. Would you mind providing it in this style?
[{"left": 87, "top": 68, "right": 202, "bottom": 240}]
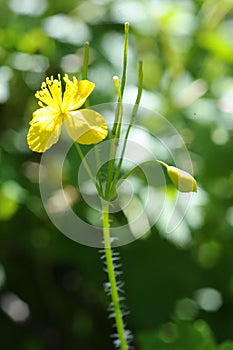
[{"left": 157, "top": 161, "right": 197, "bottom": 193}]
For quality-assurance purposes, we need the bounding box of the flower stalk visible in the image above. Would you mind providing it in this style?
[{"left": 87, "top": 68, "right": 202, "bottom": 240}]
[
  {"left": 105, "top": 75, "right": 123, "bottom": 199},
  {"left": 82, "top": 41, "right": 89, "bottom": 80},
  {"left": 111, "top": 22, "right": 129, "bottom": 139},
  {"left": 109, "top": 60, "right": 143, "bottom": 197}
]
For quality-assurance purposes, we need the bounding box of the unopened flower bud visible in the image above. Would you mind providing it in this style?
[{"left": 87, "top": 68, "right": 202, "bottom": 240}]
[
  {"left": 167, "top": 166, "right": 197, "bottom": 192},
  {"left": 158, "top": 161, "right": 197, "bottom": 193}
]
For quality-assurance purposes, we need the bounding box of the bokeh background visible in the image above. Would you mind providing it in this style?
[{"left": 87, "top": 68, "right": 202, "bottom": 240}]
[{"left": 0, "top": 0, "right": 233, "bottom": 349}]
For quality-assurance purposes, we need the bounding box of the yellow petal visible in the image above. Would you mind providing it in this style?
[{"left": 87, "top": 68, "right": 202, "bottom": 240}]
[
  {"left": 30, "top": 107, "right": 58, "bottom": 124},
  {"left": 64, "top": 109, "right": 108, "bottom": 144},
  {"left": 77, "top": 80, "right": 95, "bottom": 104},
  {"left": 27, "top": 108, "right": 62, "bottom": 152},
  {"left": 63, "top": 76, "right": 95, "bottom": 111}
]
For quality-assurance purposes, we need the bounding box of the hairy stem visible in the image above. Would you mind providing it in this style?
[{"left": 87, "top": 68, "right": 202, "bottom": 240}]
[{"left": 102, "top": 201, "right": 128, "bottom": 350}]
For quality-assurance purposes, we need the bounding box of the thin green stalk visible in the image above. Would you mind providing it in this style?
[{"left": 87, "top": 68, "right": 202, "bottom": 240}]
[
  {"left": 106, "top": 23, "right": 129, "bottom": 198},
  {"left": 114, "top": 77, "right": 124, "bottom": 140},
  {"left": 82, "top": 41, "right": 90, "bottom": 108},
  {"left": 82, "top": 41, "right": 89, "bottom": 80},
  {"left": 109, "top": 61, "right": 143, "bottom": 196},
  {"left": 120, "top": 22, "right": 129, "bottom": 97},
  {"left": 102, "top": 201, "right": 128, "bottom": 350},
  {"left": 115, "top": 159, "right": 165, "bottom": 190},
  {"left": 105, "top": 77, "right": 123, "bottom": 198},
  {"left": 75, "top": 143, "right": 98, "bottom": 189},
  {"left": 111, "top": 22, "right": 129, "bottom": 139},
  {"left": 95, "top": 145, "right": 104, "bottom": 197}
]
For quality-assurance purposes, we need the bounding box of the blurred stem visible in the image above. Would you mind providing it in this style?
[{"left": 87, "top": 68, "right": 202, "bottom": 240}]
[
  {"left": 102, "top": 201, "right": 128, "bottom": 350},
  {"left": 160, "top": 29, "right": 182, "bottom": 78},
  {"left": 82, "top": 41, "right": 89, "bottom": 80},
  {"left": 82, "top": 41, "right": 90, "bottom": 107}
]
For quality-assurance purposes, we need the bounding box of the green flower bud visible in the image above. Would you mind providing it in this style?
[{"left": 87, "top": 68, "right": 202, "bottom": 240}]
[
  {"left": 158, "top": 161, "right": 197, "bottom": 193},
  {"left": 167, "top": 166, "right": 197, "bottom": 192}
]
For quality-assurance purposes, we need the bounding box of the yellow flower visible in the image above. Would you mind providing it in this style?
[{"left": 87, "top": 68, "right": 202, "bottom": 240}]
[{"left": 27, "top": 74, "right": 108, "bottom": 153}]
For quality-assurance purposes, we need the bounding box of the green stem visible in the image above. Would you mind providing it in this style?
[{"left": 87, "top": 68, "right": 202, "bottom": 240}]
[
  {"left": 105, "top": 23, "right": 129, "bottom": 198},
  {"left": 109, "top": 61, "right": 143, "bottom": 196},
  {"left": 105, "top": 78, "right": 123, "bottom": 199},
  {"left": 82, "top": 41, "right": 89, "bottom": 80},
  {"left": 82, "top": 41, "right": 90, "bottom": 108},
  {"left": 116, "top": 159, "right": 163, "bottom": 189},
  {"left": 102, "top": 201, "right": 128, "bottom": 350},
  {"left": 111, "top": 22, "right": 129, "bottom": 139},
  {"left": 95, "top": 145, "right": 104, "bottom": 197},
  {"left": 120, "top": 22, "right": 129, "bottom": 97},
  {"left": 114, "top": 77, "right": 123, "bottom": 140},
  {"left": 75, "top": 143, "right": 99, "bottom": 190}
]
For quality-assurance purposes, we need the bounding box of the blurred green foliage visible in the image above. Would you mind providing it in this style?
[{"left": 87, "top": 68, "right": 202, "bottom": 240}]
[{"left": 0, "top": 0, "right": 233, "bottom": 349}]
